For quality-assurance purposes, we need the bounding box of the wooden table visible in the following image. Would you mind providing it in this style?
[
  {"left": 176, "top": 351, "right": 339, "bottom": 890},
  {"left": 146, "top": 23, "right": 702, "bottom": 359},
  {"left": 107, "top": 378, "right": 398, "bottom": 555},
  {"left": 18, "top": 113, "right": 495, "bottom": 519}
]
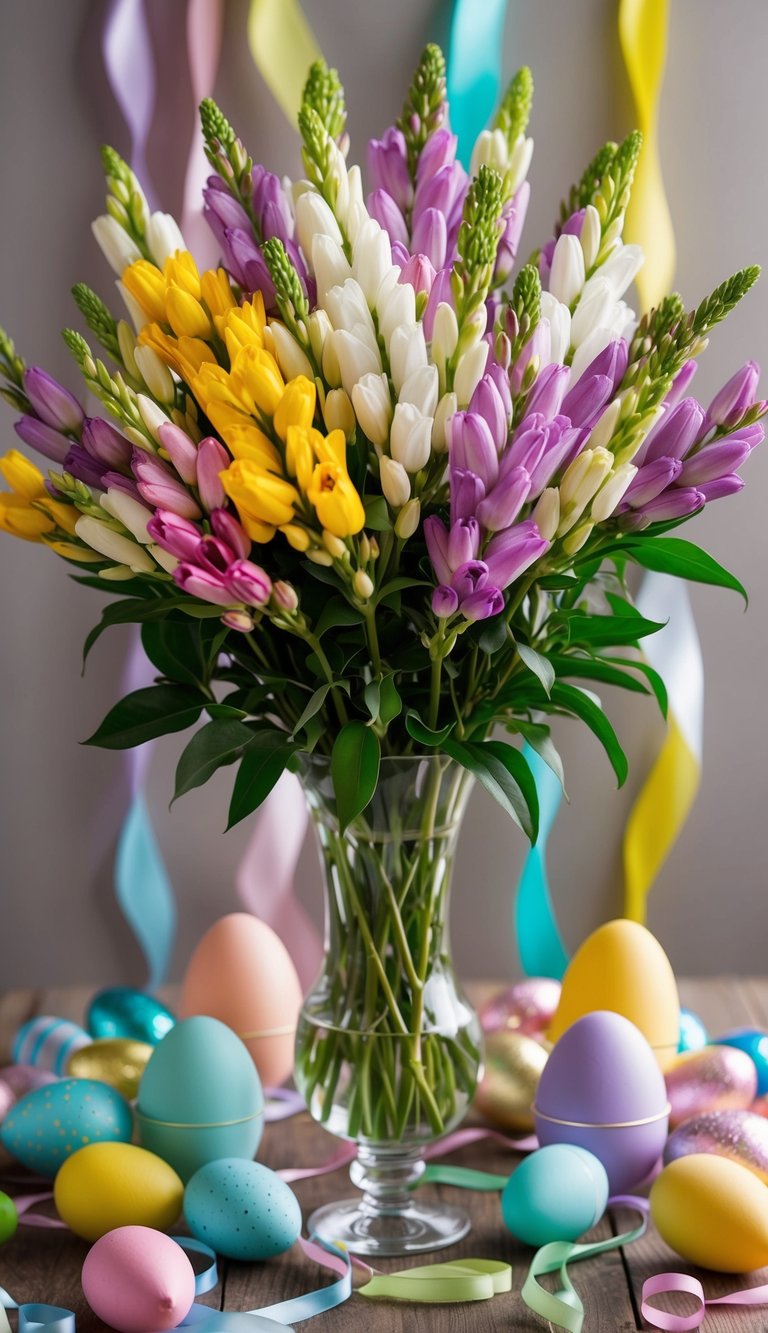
[{"left": 1, "top": 979, "right": 767, "bottom": 1330}]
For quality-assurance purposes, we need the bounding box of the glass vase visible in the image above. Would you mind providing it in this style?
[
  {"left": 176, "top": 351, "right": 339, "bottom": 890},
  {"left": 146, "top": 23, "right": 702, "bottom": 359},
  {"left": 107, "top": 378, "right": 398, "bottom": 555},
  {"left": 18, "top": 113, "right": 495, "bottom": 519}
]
[{"left": 294, "top": 754, "right": 482, "bottom": 1257}]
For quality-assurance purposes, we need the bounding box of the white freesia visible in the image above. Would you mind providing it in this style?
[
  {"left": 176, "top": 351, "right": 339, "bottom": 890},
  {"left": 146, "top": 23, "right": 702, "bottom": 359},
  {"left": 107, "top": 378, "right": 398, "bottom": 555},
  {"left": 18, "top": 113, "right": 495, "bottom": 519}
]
[
  {"left": 590, "top": 242, "right": 644, "bottom": 298},
  {"left": 549, "top": 233, "right": 585, "bottom": 306},
  {"left": 137, "top": 394, "right": 171, "bottom": 443},
  {"left": 531, "top": 488, "right": 560, "bottom": 540},
  {"left": 351, "top": 373, "right": 392, "bottom": 447},
  {"left": 116, "top": 320, "right": 140, "bottom": 380},
  {"left": 614, "top": 300, "right": 638, "bottom": 341},
  {"left": 146, "top": 212, "right": 186, "bottom": 267},
  {"left": 295, "top": 190, "right": 344, "bottom": 258},
  {"left": 100, "top": 488, "right": 154, "bottom": 542},
  {"left": 506, "top": 135, "right": 534, "bottom": 194},
  {"left": 353, "top": 219, "right": 393, "bottom": 306},
  {"left": 330, "top": 329, "right": 382, "bottom": 396},
  {"left": 325, "top": 279, "right": 378, "bottom": 352},
  {"left": 76, "top": 515, "right": 155, "bottom": 572},
  {"left": 116, "top": 279, "right": 148, "bottom": 333},
  {"left": 579, "top": 205, "right": 601, "bottom": 271},
  {"left": 571, "top": 277, "right": 616, "bottom": 348},
  {"left": 389, "top": 324, "right": 428, "bottom": 394},
  {"left": 148, "top": 544, "right": 179, "bottom": 574},
  {"left": 470, "top": 128, "right": 509, "bottom": 178},
  {"left": 380, "top": 455, "right": 411, "bottom": 507},
  {"left": 134, "top": 345, "right": 175, "bottom": 404},
  {"left": 323, "top": 388, "right": 356, "bottom": 439},
  {"left": 270, "top": 322, "right": 314, "bottom": 380},
  {"left": 308, "top": 309, "right": 333, "bottom": 364},
  {"left": 570, "top": 327, "right": 615, "bottom": 383},
  {"left": 432, "top": 391, "right": 458, "bottom": 453},
  {"left": 561, "top": 520, "right": 594, "bottom": 555},
  {"left": 558, "top": 447, "right": 613, "bottom": 533},
  {"left": 390, "top": 402, "right": 432, "bottom": 472},
  {"left": 394, "top": 497, "right": 421, "bottom": 539},
  {"left": 590, "top": 462, "right": 637, "bottom": 522},
  {"left": 454, "top": 340, "right": 489, "bottom": 407},
  {"left": 540, "top": 292, "right": 571, "bottom": 365},
  {"left": 399, "top": 365, "right": 439, "bottom": 417},
  {"left": 91, "top": 215, "right": 142, "bottom": 275},
  {"left": 587, "top": 398, "right": 622, "bottom": 449},
  {"left": 431, "top": 303, "right": 459, "bottom": 371},
  {"left": 312, "top": 234, "right": 352, "bottom": 304},
  {"left": 378, "top": 281, "right": 416, "bottom": 344}
]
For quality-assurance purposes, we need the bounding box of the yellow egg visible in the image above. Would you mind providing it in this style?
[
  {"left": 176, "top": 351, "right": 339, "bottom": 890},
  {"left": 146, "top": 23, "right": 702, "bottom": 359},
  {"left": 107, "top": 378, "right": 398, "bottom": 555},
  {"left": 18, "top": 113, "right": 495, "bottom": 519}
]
[
  {"left": 548, "top": 919, "right": 679, "bottom": 1069},
  {"left": 66, "top": 1038, "right": 153, "bottom": 1099},
  {"left": 54, "top": 1141, "right": 183, "bottom": 1240},
  {"left": 474, "top": 1032, "right": 548, "bottom": 1131},
  {"left": 650, "top": 1154, "right": 768, "bottom": 1272},
  {"left": 180, "top": 913, "right": 303, "bottom": 1087}
]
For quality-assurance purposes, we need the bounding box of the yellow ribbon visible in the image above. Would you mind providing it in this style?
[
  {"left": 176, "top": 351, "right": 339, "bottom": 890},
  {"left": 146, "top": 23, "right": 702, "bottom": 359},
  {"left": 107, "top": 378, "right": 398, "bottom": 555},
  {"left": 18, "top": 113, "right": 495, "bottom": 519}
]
[
  {"left": 618, "top": 0, "right": 675, "bottom": 310},
  {"left": 618, "top": 0, "right": 703, "bottom": 924},
  {"left": 247, "top": 0, "right": 323, "bottom": 126}
]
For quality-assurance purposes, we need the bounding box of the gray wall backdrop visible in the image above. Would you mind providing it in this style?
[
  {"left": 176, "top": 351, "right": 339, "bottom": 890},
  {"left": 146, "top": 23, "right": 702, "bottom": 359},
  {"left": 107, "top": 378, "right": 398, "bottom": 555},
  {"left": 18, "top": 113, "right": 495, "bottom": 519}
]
[{"left": 0, "top": 0, "right": 766, "bottom": 989}]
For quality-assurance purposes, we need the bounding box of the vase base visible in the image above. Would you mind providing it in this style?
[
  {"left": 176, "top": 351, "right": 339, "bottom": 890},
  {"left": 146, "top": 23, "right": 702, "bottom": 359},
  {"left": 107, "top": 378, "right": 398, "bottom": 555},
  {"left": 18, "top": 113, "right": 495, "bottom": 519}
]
[{"left": 307, "top": 1196, "right": 471, "bottom": 1257}]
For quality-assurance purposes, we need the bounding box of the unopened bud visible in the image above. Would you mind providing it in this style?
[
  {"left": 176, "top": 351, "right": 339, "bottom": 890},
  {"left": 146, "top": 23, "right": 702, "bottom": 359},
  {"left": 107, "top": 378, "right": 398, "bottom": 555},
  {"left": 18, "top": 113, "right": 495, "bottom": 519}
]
[
  {"left": 394, "top": 498, "right": 420, "bottom": 539},
  {"left": 307, "top": 546, "right": 334, "bottom": 567},
  {"left": 323, "top": 388, "right": 356, "bottom": 440},
  {"left": 322, "top": 529, "right": 347, "bottom": 559},
  {"left": 353, "top": 569, "right": 374, "bottom": 600},
  {"left": 272, "top": 580, "right": 298, "bottom": 612}
]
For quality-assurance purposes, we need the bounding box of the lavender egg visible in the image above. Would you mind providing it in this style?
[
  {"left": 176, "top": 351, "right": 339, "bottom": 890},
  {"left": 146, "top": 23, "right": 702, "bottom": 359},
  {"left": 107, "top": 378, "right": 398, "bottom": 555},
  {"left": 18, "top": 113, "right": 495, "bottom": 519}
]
[
  {"left": 480, "top": 979, "right": 561, "bottom": 1038},
  {"left": 664, "top": 1110, "right": 768, "bottom": 1184},
  {"left": 665, "top": 1046, "right": 758, "bottom": 1128}
]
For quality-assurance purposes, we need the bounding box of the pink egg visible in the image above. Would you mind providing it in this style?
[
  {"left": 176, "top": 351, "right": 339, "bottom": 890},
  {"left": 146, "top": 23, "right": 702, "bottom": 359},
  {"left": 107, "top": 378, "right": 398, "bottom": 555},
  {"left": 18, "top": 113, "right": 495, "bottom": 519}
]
[
  {"left": 480, "top": 978, "right": 561, "bottom": 1038},
  {"left": 0, "top": 1065, "right": 58, "bottom": 1126},
  {"left": 665, "top": 1046, "right": 758, "bottom": 1128},
  {"left": 82, "top": 1226, "right": 195, "bottom": 1333}
]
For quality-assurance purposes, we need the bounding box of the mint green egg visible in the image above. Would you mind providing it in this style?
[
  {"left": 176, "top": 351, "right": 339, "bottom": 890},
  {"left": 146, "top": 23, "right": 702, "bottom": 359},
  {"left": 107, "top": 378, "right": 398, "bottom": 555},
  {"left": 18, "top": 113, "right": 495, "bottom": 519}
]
[{"left": 502, "top": 1145, "right": 609, "bottom": 1247}]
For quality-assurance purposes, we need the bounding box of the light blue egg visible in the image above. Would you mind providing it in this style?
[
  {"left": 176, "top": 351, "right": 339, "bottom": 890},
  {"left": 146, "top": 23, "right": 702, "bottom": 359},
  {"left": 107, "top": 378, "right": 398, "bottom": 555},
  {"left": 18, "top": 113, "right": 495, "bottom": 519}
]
[
  {"left": 0, "top": 1079, "right": 133, "bottom": 1177},
  {"left": 501, "top": 1144, "right": 609, "bottom": 1248},
  {"left": 678, "top": 1008, "right": 708, "bottom": 1053},
  {"left": 717, "top": 1029, "right": 768, "bottom": 1096},
  {"left": 87, "top": 988, "right": 176, "bottom": 1045},
  {"left": 185, "top": 1158, "right": 302, "bottom": 1260},
  {"left": 12, "top": 1017, "right": 91, "bottom": 1074}
]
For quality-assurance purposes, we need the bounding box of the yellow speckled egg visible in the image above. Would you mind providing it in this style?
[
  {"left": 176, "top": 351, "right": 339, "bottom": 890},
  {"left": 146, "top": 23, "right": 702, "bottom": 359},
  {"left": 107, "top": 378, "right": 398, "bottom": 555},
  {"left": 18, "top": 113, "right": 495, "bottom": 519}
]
[
  {"left": 67, "top": 1039, "right": 153, "bottom": 1100},
  {"left": 549, "top": 920, "right": 679, "bottom": 1069},
  {"left": 54, "top": 1141, "right": 183, "bottom": 1241},
  {"left": 180, "top": 914, "right": 303, "bottom": 1087},
  {"left": 650, "top": 1154, "right": 768, "bottom": 1272}
]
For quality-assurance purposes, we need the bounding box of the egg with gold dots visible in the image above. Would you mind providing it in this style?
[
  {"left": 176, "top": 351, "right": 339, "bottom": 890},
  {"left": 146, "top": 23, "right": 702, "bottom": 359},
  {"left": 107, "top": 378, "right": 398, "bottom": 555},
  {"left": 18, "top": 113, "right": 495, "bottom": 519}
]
[{"left": 0, "top": 1078, "right": 133, "bottom": 1177}]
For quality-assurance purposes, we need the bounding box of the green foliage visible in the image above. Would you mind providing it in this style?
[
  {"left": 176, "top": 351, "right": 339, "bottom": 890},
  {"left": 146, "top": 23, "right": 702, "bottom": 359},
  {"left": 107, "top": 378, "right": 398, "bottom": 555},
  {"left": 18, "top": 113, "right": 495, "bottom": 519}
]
[
  {"left": 397, "top": 44, "right": 447, "bottom": 177},
  {"left": 331, "top": 722, "right": 381, "bottom": 831},
  {"left": 302, "top": 61, "right": 347, "bottom": 142},
  {"left": 495, "top": 66, "right": 534, "bottom": 146},
  {"left": 71, "top": 284, "right": 121, "bottom": 362},
  {"left": 83, "top": 684, "right": 206, "bottom": 749}
]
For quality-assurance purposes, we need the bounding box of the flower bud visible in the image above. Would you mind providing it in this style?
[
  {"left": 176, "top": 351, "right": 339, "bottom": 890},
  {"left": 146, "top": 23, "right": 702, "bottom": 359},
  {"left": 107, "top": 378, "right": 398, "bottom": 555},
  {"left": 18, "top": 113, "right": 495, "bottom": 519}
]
[
  {"left": 270, "top": 323, "right": 314, "bottom": 380},
  {"left": 145, "top": 212, "right": 186, "bottom": 267},
  {"left": 91, "top": 215, "right": 142, "bottom": 275},
  {"left": 351, "top": 373, "right": 392, "bottom": 447},
  {"left": 531, "top": 487, "right": 560, "bottom": 540},
  {"left": 353, "top": 568, "right": 375, "bottom": 600},
  {"left": 272, "top": 580, "right": 299, "bottom": 612},
  {"left": 380, "top": 455, "right": 411, "bottom": 507},
  {"left": 394, "top": 497, "right": 421, "bottom": 539},
  {"left": 100, "top": 487, "right": 154, "bottom": 542},
  {"left": 158, "top": 422, "right": 198, "bottom": 484},
  {"left": 75, "top": 514, "right": 155, "bottom": 571},
  {"left": 549, "top": 234, "right": 585, "bottom": 306},
  {"left": 390, "top": 403, "right": 432, "bottom": 472},
  {"left": 323, "top": 388, "right": 357, "bottom": 440},
  {"left": 322, "top": 529, "right": 347, "bottom": 559},
  {"left": 432, "top": 392, "right": 458, "bottom": 453},
  {"left": 137, "top": 394, "right": 171, "bottom": 443},
  {"left": 454, "top": 341, "right": 489, "bottom": 408}
]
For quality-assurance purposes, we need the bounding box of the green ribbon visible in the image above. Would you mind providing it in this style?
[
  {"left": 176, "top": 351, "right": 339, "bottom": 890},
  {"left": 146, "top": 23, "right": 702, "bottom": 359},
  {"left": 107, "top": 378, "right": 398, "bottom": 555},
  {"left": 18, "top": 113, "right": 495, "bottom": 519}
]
[{"left": 359, "top": 1258, "right": 512, "bottom": 1303}]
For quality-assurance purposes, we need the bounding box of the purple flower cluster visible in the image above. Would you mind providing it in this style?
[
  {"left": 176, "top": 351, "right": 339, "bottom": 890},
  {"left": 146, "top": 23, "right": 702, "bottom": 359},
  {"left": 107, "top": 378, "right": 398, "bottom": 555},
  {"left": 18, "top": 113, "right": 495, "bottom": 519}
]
[
  {"left": 15, "top": 367, "right": 84, "bottom": 465},
  {"left": 146, "top": 507, "right": 271, "bottom": 619},
  {"left": 203, "top": 171, "right": 311, "bottom": 311}
]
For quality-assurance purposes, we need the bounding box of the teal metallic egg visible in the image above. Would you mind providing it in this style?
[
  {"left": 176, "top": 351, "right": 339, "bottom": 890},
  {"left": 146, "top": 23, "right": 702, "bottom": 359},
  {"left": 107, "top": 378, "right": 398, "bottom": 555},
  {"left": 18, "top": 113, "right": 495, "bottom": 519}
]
[{"left": 87, "top": 988, "right": 176, "bottom": 1046}]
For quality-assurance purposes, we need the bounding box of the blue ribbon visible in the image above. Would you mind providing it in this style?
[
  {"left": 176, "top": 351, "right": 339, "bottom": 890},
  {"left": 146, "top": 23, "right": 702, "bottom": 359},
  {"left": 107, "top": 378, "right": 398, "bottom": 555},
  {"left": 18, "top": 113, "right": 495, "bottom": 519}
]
[
  {"left": 514, "top": 746, "right": 569, "bottom": 979},
  {"left": 446, "top": 0, "right": 509, "bottom": 165},
  {"left": 115, "top": 789, "right": 177, "bottom": 991}
]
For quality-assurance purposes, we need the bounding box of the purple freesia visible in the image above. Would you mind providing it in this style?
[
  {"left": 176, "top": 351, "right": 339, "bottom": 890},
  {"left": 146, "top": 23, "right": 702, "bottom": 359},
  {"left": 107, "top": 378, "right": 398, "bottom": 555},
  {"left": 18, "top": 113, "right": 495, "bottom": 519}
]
[
  {"left": 368, "top": 189, "right": 409, "bottom": 248},
  {"left": 14, "top": 414, "right": 69, "bottom": 463},
  {"left": 476, "top": 465, "right": 531, "bottom": 531},
  {"left": 368, "top": 127, "right": 412, "bottom": 211},
  {"left": 495, "top": 180, "right": 530, "bottom": 285},
  {"left": 484, "top": 519, "right": 550, "bottom": 589},
  {"left": 196, "top": 437, "right": 230, "bottom": 512},
  {"left": 82, "top": 417, "right": 133, "bottom": 470},
  {"left": 147, "top": 510, "right": 202, "bottom": 561},
  {"left": 398, "top": 253, "right": 437, "bottom": 297},
  {"left": 623, "top": 458, "right": 683, "bottom": 509},
  {"left": 470, "top": 374, "right": 509, "bottom": 452},
  {"left": 174, "top": 564, "right": 235, "bottom": 605},
  {"left": 460, "top": 586, "right": 505, "bottom": 622},
  {"left": 636, "top": 398, "right": 706, "bottom": 467},
  {"left": 411, "top": 207, "right": 447, "bottom": 270},
  {"left": 707, "top": 361, "right": 760, "bottom": 428},
  {"left": 226, "top": 558, "right": 272, "bottom": 606},
  {"left": 23, "top": 368, "right": 84, "bottom": 434},
  {"left": 64, "top": 444, "right": 106, "bottom": 490},
  {"left": 448, "top": 413, "right": 499, "bottom": 489},
  {"left": 211, "top": 508, "right": 251, "bottom": 559},
  {"left": 521, "top": 363, "right": 570, "bottom": 421},
  {"left": 132, "top": 449, "right": 202, "bottom": 520}
]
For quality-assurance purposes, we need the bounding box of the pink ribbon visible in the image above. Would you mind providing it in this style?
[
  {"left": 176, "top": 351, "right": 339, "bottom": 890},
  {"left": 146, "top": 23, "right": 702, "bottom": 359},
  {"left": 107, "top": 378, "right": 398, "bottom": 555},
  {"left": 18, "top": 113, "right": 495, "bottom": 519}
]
[
  {"left": 642, "top": 1274, "right": 768, "bottom": 1331},
  {"left": 275, "top": 1123, "right": 538, "bottom": 1184}
]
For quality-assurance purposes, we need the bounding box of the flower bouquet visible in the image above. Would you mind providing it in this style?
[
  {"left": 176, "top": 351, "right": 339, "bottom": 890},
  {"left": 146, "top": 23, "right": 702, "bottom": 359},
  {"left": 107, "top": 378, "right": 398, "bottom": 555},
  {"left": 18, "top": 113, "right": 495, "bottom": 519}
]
[{"left": 0, "top": 46, "right": 763, "bottom": 1253}]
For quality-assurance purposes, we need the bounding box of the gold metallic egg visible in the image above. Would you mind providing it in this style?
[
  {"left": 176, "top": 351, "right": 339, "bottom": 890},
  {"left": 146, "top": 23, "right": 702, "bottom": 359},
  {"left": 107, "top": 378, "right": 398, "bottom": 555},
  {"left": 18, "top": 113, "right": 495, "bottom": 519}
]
[
  {"left": 67, "top": 1038, "right": 153, "bottom": 1100},
  {"left": 474, "top": 1031, "right": 548, "bottom": 1131}
]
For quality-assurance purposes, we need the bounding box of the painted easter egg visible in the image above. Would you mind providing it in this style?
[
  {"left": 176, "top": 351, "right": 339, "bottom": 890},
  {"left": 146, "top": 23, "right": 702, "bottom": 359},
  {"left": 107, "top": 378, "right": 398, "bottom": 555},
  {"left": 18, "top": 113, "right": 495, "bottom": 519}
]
[
  {"left": 549, "top": 920, "right": 680, "bottom": 1069},
  {"left": 474, "top": 1031, "right": 548, "bottom": 1131},
  {"left": 480, "top": 978, "right": 561, "bottom": 1038},
  {"left": 185, "top": 1158, "right": 302, "bottom": 1260},
  {"left": 0, "top": 1078, "right": 133, "bottom": 1176},
  {"left": 87, "top": 988, "right": 176, "bottom": 1046},
  {"left": 180, "top": 914, "right": 303, "bottom": 1088},
  {"left": 715, "top": 1030, "right": 768, "bottom": 1097},
  {"left": 67, "top": 1038, "right": 153, "bottom": 1100},
  {"left": 664, "top": 1109, "right": 768, "bottom": 1184},
  {"left": 502, "top": 1145, "right": 609, "bottom": 1247},
  {"left": 535, "top": 1010, "right": 669, "bottom": 1192},
  {"left": 0, "top": 1192, "right": 18, "bottom": 1245},
  {"left": 12, "top": 1017, "right": 91, "bottom": 1074},
  {"left": 678, "top": 1009, "right": 708, "bottom": 1053},
  {"left": 82, "top": 1227, "right": 196, "bottom": 1333},
  {"left": 665, "top": 1046, "right": 757, "bottom": 1128},
  {"left": 136, "top": 1016, "right": 263, "bottom": 1181},
  {"left": 54, "top": 1142, "right": 184, "bottom": 1241},
  {"left": 650, "top": 1154, "right": 768, "bottom": 1271}
]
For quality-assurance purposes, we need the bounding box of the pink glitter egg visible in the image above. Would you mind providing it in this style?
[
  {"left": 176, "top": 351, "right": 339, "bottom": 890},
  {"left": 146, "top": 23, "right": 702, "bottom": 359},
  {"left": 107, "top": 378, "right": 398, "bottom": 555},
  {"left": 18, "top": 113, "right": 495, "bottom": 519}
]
[
  {"left": 480, "top": 978, "right": 561, "bottom": 1038},
  {"left": 664, "top": 1109, "right": 768, "bottom": 1184},
  {"left": 665, "top": 1046, "right": 758, "bottom": 1128}
]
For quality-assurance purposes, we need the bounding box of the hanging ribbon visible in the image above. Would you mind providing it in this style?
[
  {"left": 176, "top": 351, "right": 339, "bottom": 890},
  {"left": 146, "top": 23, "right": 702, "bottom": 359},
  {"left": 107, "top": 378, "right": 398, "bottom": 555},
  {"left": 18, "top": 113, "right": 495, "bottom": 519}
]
[
  {"left": 101, "top": 0, "right": 177, "bottom": 988},
  {"left": 247, "top": 0, "right": 323, "bottom": 128},
  {"left": 446, "top": 0, "right": 510, "bottom": 166},
  {"left": 181, "top": 0, "right": 226, "bottom": 266},
  {"left": 514, "top": 746, "right": 569, "bottom": 979},
  {"left": 618, "top": 0, "right": 704, "bottom": 926}
]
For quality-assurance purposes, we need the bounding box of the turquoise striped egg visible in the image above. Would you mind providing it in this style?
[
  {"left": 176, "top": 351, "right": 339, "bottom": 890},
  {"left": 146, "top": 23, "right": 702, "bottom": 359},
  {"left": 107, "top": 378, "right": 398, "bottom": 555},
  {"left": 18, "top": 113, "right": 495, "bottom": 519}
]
[
  {"left": 0, "top": 1078, "right": 133, "bottom": 1176},
  {"left": 12, "top": 1016, "right": 91, "bottom": 1074}
]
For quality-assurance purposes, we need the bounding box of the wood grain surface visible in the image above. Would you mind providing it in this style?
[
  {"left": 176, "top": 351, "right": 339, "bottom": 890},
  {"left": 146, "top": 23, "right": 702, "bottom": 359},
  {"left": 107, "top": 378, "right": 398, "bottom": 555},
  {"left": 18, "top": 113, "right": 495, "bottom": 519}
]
[{"left": 0, "top": 980, "right": 766, "bottom": 1331}]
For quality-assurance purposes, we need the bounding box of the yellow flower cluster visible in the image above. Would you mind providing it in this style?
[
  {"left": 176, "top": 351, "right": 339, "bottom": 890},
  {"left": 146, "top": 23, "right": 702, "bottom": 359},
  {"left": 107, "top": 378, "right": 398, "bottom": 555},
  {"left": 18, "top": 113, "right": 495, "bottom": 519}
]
[
  {"left": 0, "top": 452, "right": 98, "bottom": 560},
  {"left": 123, "top": 250, "right": 365, "bottom": 548}
]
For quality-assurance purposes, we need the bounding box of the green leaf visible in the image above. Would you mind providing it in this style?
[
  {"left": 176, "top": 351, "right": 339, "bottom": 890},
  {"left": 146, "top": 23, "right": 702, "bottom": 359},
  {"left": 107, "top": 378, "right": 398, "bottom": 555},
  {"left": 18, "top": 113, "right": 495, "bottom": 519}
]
[
  {"left": 83, "top": 684, "right": 205, "bottom": 750},
  {"left": 373, "top": 575, "right": 429, "bottom": 605},
  {"left": 205, "top": 703, "right": 249, "bottom": 720},
  {"left": 514, "top": 724, "right": 567, "bottom": 797},
  {"left": 405, "top": 711, "right": 456, "bottom": 748},
  {"left": 363, "top": 678, "right": 381, "bottom": 722},
  {"left": 82, "top": 596, "right": 189, "bottom": 665},
  {"left": 549, "top": 682, "right": 629, "bottom": 786},
  {"left": 625, "top": 536, "right": 748, "bottom": 604},
  {"left": 549, "top": 654, "right": 652, "bottom": 698},
  {"left": 605, "top": 655, "right": 668, "bottom": 718},
  {"left": 173, "top": 719, "right": 256, "bottom": 802},
  {"left": 443, "top": 738, "right": 539, "bottom": 842},
  {"left": 560, "top": 612, "right": 665, "bottom": 648},
  {"left": 517, "top": 642, "right": 555, "bottom": 696},
  {"left": 141, "top": 619, "right": 207, "bottom": 688},
  {"left": 315, "top": 598, "right": 365, "bottom": 637},
  {"left": 363, "top": 495, "right": 393, "bottom": 531},
  {"left": 290, "top": 682, "right": 348, "bottom": 740},
  {"left": 378, "top": 674, "right": 403, "bottom": 726},
  {"left": 227, "top": 731, "right": 298, "bottom": 830},
  {"left": 331, "top": 722, "right": 380, "bottom": 832},
  {"left": 477, "top": 615, "right": 508, "bottom": 654}
]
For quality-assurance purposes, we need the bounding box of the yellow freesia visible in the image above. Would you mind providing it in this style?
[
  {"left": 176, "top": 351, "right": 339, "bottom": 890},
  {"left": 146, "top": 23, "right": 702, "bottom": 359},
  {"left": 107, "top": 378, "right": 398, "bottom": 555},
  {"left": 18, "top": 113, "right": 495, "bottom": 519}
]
[
  {"left": 39, "top": 498, "right": 80, "bottom": 536},
  {"left": 307, "top": 460, "right": 365, "bottom": 537},
  {"left": 123, "top": 260, "right": 168, "bottom": 324},
  {"left": 0, "top": 450, "right": 48, "bottom": 499},
  {"left": 221, "top": 458, "right": 300, "bottom": 536},
  {"left": 164, "top": 251, "right": 201, "bottom": 299},
  {"left": 273, "top": 376, "right": 316, "bottom": 442},
  {"left": 201, "top": 269, "right": 237, "bottom": 327},
  {"left": 45, "top": 539, "right": 104, "bottom": 562},
  {"left": 0, "top": 493, "right": 55, "bottom": 541},
  {"left": 222, "top": 295, "right": 267, "bottom": 359},
  {"left": 285, "top": 425, "right": 314, "bottom": 491},
  {"left": 165, "top": 286, "right": 212, "bottom": 340},
  {"left": 233, "top": 345, "right": 285, "bottom": 415}
]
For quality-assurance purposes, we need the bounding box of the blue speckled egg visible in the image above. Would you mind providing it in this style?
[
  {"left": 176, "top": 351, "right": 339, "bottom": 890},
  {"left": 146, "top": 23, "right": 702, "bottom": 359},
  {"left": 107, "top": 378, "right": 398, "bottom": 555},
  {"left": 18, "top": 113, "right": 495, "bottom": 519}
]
[
  {"left": 87, "top": 988, "right": 176, "bottom": 1046},
  {"left": 0, "top": 1078, "right": 133, "bottom": 1176},
  {"left": 184, "top": 1159, "right": 302, "bottom": 1260},
  {"left": 12, "top": 1016, "right": 91, "bottom": 1074}
]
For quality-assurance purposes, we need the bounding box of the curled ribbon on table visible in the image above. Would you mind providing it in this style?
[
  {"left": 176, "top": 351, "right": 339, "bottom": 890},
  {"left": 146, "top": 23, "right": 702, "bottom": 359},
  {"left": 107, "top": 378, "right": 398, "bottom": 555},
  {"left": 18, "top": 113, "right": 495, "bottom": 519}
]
[{"left": 642, "top": 1272, "right": 768, "bottom": 1332}]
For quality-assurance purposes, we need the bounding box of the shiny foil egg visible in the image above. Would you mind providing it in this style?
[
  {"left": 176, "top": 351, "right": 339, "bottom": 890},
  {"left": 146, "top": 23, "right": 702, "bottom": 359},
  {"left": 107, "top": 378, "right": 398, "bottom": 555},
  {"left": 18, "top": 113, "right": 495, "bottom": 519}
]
[
  {"left": 664, "top": 1109, "right": 768, "bottom": 1184},
  {"left": 474, "top": 1031, "right": 548, "bottom": 1131},
  {"left": 12, "top": 1016, "right": 91, "bottom": 1074},
  {"left": 678, "top": 1008, "right": 708, "bottom": 1053},
  {"left": 180, "top": 913, "right": 303, "bottom": 1088},
  {"left": 136, "top": 1016, "right": 264, "bottom": 1182},
  {"left": 549, "top": 919, "right": 680, "bottom": 1069},
  {"left": 87, "top": 988, "right": 176, "bottom": 1046},
  {"left": 715, "top": 1029, "right": 768, "bottom": 1096},
  {"left": 534, "top": 1010, "right": 669, "bottom": 1192},
  {"left": 665, "top": 1046, "right": 758, "bottom": 1128},
  {"left": 67, "top": 1039, "right": 154, "bottom": 1100},
  {"left": 480, "top": 979, "right": 561, "bottom": 1038}
]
